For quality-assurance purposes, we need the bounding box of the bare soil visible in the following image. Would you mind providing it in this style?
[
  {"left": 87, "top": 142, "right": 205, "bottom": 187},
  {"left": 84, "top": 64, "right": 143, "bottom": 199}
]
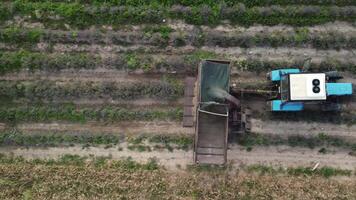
[{"left": 251, "top": 118, "right": 356, "bottom": 141}]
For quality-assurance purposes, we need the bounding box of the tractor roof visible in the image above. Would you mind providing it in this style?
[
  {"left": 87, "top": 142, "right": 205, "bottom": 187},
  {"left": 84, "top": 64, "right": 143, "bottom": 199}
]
[{"left": 289, "top": 73, "right": 326, "bottom": 101}]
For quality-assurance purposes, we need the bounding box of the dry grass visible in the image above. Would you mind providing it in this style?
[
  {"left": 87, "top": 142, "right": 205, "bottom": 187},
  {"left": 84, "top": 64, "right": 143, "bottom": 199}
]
[{"left": 0, "top": 159, "right": 355, "bottom": 200}]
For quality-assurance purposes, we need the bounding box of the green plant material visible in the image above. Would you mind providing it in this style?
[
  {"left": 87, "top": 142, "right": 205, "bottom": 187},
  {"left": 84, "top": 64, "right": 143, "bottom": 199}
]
[
  {"left": 0, "top": 104, "right": 183, "bottom": 124},
  {"left": 8, "top": 0, "right": 356, "bottom": 7},
  {"left": 183, "top": 50, "right": 220, "bottom": 71},
  {"left": 127, "top": 135, "right": 147, "bottom": 145},
  {"left": 0, "top": 51, "right": 98, "bottom": 74},
  {"left": 0, "top": 26, "right": 43, "bottom": 46},
  {"left": 143, "top": 25, "right": 173, "bottom": 40},
  {"left": 237, "top": 133, "right": 356, "bottom": 151},
  {"left": 2, "top": 2, "right": 356, "bottom": 28},
  {"left": 3, "top": 26, "right": 356, "bottom": 50},
  {"left": 148, "top": 134, "right": 193, "bottom": 150},
  {"left": 0, "top": 79, "right": 184, "bottom": 102},
  {"left": 0, "top": 50, "right": 355, "bottom": 75},
  {"left": 0, "top": 130, "right": 120, "bottom": 147},
  {"left": 127, "top": 144, "right": 152, "bottom": 152},
  {"left": 248, "top": 164, "right": 352, "bottom": 178},
  {"left": 124, "top": 53, "right": 139, "bottom": 70},
  {"left": 126, "top": 134, "right": 193, "bottom": 151}
]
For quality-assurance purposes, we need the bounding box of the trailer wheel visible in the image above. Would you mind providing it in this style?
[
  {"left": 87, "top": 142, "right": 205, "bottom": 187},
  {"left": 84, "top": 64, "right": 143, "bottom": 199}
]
[{"left": 243, "top": 108, "right": 252, "bottom": 133}]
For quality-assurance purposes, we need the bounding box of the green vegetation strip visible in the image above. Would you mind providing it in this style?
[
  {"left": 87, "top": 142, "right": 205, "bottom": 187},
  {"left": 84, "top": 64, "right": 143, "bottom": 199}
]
[
  {"left": 187, "top": 163, "right": 353, "bottom": 178},
  {"left": 0, "top": 131, "right": 193, "bottom": 151},
  {"left": 237, "top": 133, "right": 356, "bottom": 152},
  {"left": 1, "top": 50, "right": 356, "bottom": 75},
  {"left": 246, "top": 164, "right": 352, "bottom": 178},
  {"left": 0, "top": 79, "right": 183, "bottom": 102},
  {"left": 1, "top": 2, "right": 356, "bottom": 27},
  {"left": 0, "top": 51, "right": 98, "bottom": 74},
  {"left": 4, "top": 25, "right": 356, "bottom": 49},
  {"left": 0, "top": 131, "right": 121, "bottom": 147},
  {"left": 127, "top": 134, "right": 193, "bottom": 152},
  {"left": 0, "top": 26, "right": 174, "bottom": 47},
  {"left": 6, "top": 0, "right": 356, "bottom": 7},
  {"left": 0, "top": 105, "right": 182, "bottom": 123},
  {"left": 261, "top": 111, "right": 356, "bottom": 125},
  {"left": 3, "top": 26, "right": 356, "bottom": 50}
]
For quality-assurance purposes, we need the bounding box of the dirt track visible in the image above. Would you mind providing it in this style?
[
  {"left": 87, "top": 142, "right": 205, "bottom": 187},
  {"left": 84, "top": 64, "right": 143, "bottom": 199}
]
[
  {"left": 1, "top": 144, "right": 354, "bottom": 170},
  {"left": 251, "top": 118, "right": 356, "bottom": 141}
]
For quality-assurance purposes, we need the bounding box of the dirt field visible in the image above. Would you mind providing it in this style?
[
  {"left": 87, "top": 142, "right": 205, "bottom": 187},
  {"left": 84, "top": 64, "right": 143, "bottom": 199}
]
[{"left": 1, "top": 1, "right": 356, "bottom": 198}]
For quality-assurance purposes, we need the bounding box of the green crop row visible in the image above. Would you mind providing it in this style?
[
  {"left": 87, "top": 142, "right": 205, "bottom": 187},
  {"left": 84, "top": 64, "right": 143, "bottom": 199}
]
[
  {"left": 0, "top": 51, "right": 98, "bottom": 74},
  {"left": 247, "top": 165, "right": 352, "bottom": 178},
  {"left": 0, "top": 104, "right": 183, "bottom": 123},
  {"left": 4, "top": 0, "right": 356, "bottom": 7},
  {"left": 236, "top": 57, "right": 356, "bottom": 74},
  {"left": 0, "top": 26, "right": 173, "bottom": 47},
  {"left": 203, "top": 29, "right": 356, "bottom": 49},
  {"left": 238, "top": 132, "right": 356, "bottom": 151},
  {"left": 0, "top": 130, "right": 121, "bottom": 147},
  {"left": 0, "top": 79, "right": 183, "bottom": 102},
  {"left": 0, "top": 50, "right": 199, "bottom": 74},
  {"left": 3, "top": 26, "right": 356, "bottom": 50},
  {"left": 0, "top": 131, "right": 193, "bottom": 151},
  {"left": 1, "top": 50, "right": 355, "bottom": 75},
  {"left": 1, "top": 2, "right": 356, "bottom": 27},
  {"left": 127, "top": 134, "right": 193, "bottom": 151}
]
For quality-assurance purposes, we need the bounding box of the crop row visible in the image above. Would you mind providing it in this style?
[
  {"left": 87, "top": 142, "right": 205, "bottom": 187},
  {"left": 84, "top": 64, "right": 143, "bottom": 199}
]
[
  {"left": 238, "top": 133, "right": 356, "bottom": 152},
  {"left": 0, "top": 131, "right": 120, "bottom": 147},
  {"left": 0, "top": 105, "right": 183, "bottom": 123},
  {"left": 0, "top": 51, "right": 98, "bottom": 74},
  {"left": 3, "top": 26, "right": 356, "bottom": 50},
  {"left": 0, "top": 26, "right": 172, "bottom": 47},
  {"left": 4, "top": 0, "right": 356, "bottom": 7},
  {"left": 1, "top": 50, "right": 356, "bottom": 75},
  {"left": 1, "top": 2, "right": 356, "bottom": 27},
  {"left": 0, "top": 79, "right": 183, "bottom": 102},
  {"left": 0, "top": 131, "right": 193, "bottom": 150}
]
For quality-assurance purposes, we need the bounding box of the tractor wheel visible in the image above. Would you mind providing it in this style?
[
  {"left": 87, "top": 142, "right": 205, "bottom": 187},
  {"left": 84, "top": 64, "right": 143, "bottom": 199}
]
[
  {"left": 325, "top": 71, "right": 343, "bottom": 82},
  {"left": 320, "top": 102, "right": 342, "bottom": 112},
  {"left": 266, "top": 72, "right": 271, "bottom": 80}
]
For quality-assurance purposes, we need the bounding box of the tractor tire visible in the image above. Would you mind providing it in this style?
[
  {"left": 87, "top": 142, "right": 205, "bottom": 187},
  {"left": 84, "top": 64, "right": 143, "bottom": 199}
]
[
  {"left": 325, "top": 71, "right": 343, "bottom": 82},
  {"left": 320, "top": 102, "right": 342, "bottom": 112}
]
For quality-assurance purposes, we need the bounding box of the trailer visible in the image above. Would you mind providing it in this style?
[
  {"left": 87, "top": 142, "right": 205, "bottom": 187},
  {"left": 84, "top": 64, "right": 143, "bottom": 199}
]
[{"left": 184, "top": 60, "right": 250, "bottom": 165}]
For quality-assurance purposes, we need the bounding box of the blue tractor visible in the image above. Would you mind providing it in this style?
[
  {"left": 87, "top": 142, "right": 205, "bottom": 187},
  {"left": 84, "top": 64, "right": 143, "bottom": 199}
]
[{"left": 267, "top": 62, "right": 353, "bottom": 112}]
